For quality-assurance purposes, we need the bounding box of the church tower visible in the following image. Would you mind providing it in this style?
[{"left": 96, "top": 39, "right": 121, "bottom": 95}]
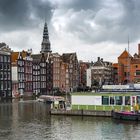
[{"left": 41, "top": 22, "right": 51, "bottom": 53}]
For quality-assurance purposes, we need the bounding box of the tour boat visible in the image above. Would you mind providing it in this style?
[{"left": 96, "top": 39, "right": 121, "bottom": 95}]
[{"left": 112, "top": 110, "right": 140, "bottom": 121}]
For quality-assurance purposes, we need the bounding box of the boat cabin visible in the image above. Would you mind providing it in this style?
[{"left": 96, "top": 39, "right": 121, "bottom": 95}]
[
  {"left": 71, "top": 93, "right": 140, "bottom": 111},
  {"left": 38, "top": 95, "right": 66, "bottom": 110}
]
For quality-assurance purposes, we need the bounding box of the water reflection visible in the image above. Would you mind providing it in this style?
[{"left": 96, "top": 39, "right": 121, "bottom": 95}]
[{"left": 0, "top": 101, "right": 140, "bottom": 140}]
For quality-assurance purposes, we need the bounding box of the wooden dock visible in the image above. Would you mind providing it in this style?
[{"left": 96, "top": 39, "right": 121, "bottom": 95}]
[{"left": 51, "top": 109, "right": 112, "bottom": 117}]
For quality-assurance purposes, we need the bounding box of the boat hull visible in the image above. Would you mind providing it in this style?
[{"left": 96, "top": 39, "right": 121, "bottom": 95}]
[{"left": 112, "top": 111, "right": 140, "bottom": 121}]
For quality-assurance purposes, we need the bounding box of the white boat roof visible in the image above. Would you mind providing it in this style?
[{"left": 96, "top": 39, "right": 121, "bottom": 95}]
[{"left": 39, "top": 95, "right": 65, "bottom": 101}]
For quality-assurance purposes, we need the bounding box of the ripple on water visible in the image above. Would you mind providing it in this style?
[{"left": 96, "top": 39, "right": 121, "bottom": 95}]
[{"left": 1, "top": 102, "right": 140, "bottom": 140}]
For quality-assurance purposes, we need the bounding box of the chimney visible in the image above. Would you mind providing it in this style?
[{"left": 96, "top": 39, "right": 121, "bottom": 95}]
[
  {"left": 138, "top": 44, "right": 140, "bottom": 56},
  {"left": 97, "top": 57, "right": 100, "bottom": 61}
]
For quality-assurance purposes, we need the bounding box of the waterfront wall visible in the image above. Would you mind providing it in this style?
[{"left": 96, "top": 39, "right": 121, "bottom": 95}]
[{"left": 51, "top": 110, "right": 112, "bottom": 117}]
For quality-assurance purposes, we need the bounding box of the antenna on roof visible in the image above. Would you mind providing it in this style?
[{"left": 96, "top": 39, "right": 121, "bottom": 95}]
[
  {"left": 44, "top": 7, "right": 47, "bottom": 24},
  {"left": 128, "top": 35, "right": 130, "bottom": 53},
  {"left": 45, "top": 16, "right": 47, "bottom": 23}
]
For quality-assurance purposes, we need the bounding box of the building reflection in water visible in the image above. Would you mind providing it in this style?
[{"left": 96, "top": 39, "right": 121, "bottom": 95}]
[
  {"left": 0, "top": 100, "right": 52, "bottom": 139},
  {"left": 1, "top": 100, "right": 140, "bottom": 140}
]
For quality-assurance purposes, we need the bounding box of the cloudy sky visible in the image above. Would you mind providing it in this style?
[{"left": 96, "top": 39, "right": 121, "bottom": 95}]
[{"left": 0, "top": 0, "right": 140, "bottom": 62}]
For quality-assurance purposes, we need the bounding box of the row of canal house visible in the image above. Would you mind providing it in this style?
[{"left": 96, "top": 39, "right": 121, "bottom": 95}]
[
  {"left": 11, "top": 42, "right": 140, "bottom": 97},
  {"left": 0, "top": 21, "right": 118, "bottom": 99},
  {"left": 11, "top": 22, "right": 51, "bottom": 96},
  {"left": 3, "top": 21, "right": 140, "bottom": 99},
  {"left": 12, "top": 50, "right": 33, "bottom": 96},
  {"left": 11, "top": 22, "right": 79, "bottom": 97}
]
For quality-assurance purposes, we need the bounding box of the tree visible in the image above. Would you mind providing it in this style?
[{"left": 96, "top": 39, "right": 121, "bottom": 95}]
[{"left": 91, "top": 80, "right": 99, "bottom": 92}]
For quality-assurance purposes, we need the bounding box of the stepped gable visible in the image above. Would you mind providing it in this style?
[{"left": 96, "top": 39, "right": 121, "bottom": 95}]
[
  {"left": 11, "top": 51, "right": 27, "bottom": 63},
  {"left": 62, "top": 53, "right": 76, "bottom": 63},
  {"left": 93, "top": 57, "right": 104, "bottom": 66},
  {"left": 131, "top": 58, "right": 140, "bottom": 64},
  {"left": 32, "top": 54, "right": 42, "bottom": 61}
]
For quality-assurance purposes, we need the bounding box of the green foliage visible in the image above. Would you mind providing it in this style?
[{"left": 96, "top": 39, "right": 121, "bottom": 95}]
[{"left": 92, "top": 80, "right": 99, "bottom": 87}]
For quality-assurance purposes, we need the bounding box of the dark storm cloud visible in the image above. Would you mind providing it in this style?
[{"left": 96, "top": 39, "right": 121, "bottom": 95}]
[
  {"left": 58, "top": 0, "right": 101, "bottom": 11},
  {"left": 52, "top": 0, "right": 140, "bottom": 44},
  {"left": 29, "top": 0, "right": 54, "bottom": 22},
  {"left": 119, "top": 0, "right": 140, "bottom": 38},
  {"left": 0, "top": 0, "right": 29, "bottom": 30},
  {"left": 1, "top": 0, "right": 140, "bottom": 45},
  {"left": 0, "top": 0, "right": 54, "bottom": 32}
]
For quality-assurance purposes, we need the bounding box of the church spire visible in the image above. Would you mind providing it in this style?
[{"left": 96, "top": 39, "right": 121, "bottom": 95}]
[{"left": 41, "top": 22, "right": 51, "bottom": 53}]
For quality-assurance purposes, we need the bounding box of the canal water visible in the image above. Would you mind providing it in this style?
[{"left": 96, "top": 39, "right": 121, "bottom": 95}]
[{"left": 0, "top": 100, "right": 140, "bottom": 140}]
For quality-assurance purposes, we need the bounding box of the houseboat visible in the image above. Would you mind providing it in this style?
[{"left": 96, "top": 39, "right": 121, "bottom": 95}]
[
  {"left": 71, "top": 92, "right": 140, "bottom": 111},
  {"left": 112, "top": 110, "right": 140, "bottom": 121}
]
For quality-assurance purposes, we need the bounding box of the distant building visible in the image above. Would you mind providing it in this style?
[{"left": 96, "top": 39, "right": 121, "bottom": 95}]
[
  {"left": 40, "top": 53, "right": 53, "bottom": 95},
  {"left": 62, "top": 53, "right": 79, "bottom": 92},
  {"left": 60, "top": 61, "right": 69, "bottom": 93},
  {"left": 117, "top": 49, "right": 132, "bottom": 84},
  {"left": 112, "top": 63, "right": 118, "bottom": 84},
  {"left": 93, "top": 57, "right": 113, "bottom": 85},
  {"left": 11, "top": 50, "right": 33, "bottom": 97},
  {"left": 87, "top": 57, "right": 113, "bottom": 88},
  {"left": 32, "top": 54, "right": 41, "bottom": 95},
  {"left": 0, "top": 43, "right": 12, "bottom": 99},
  {"left": 24, "top": 50, "right": 33, "bottom": 95},
  {"left": 51, "top": 53, "right": 70, "bottom": 93},
  {"left": 117, "top": 44, "right": 140, "bottom": 84},
  {"left": 52, "top": 53, "right": 61, "bottom": 91},
  {"left": 79, "top": 61, "right": 90, "bottom": 90},
  {"left": 86, "top": 68, "right": 92, "bottom": 87},
  {"left": 11, "top": 51, "right": 22, "bottom": 97}
]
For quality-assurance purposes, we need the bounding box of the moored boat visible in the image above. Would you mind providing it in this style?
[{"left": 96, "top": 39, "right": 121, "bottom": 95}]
[
  {"left": 112, "top": 110, "right": 140, "bottom": 121},
  {"left": 37, "top": 95, "right": 65, "bottom": 103},
  {"left": 37, "top": 95, "right": 67, "bottom": 110}
]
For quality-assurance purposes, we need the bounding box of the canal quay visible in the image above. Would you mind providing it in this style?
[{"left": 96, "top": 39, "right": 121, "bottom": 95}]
[{"left": 0, "top": 99, "right": 140, "bottom": 140}]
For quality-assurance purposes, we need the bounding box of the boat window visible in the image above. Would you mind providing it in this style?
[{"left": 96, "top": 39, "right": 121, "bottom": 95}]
[
  {"left": 137, "top": 96, "right": 140, "bottom": 104},
  {"left": 125, "top": 96, "right": 130, "bottom": 105},
  {"left": 115, "top": 96, "right": 123, "bottom": 105},
  {"left": 102, "top": 96, "right": 109, "bottom": 105},
  {"left": 110, "top": 97, "right": 114, "bottom": 105}
]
